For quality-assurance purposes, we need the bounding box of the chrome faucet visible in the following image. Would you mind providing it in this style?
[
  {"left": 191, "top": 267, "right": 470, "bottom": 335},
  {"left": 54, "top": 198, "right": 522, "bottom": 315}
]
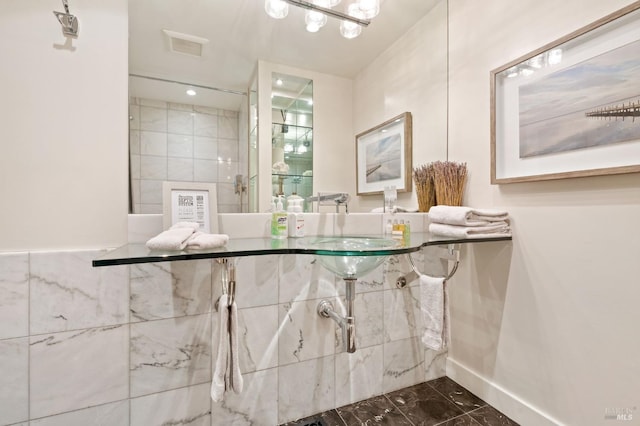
[{"left": 307, "top": 192, "right": 350, "bottom": 213}]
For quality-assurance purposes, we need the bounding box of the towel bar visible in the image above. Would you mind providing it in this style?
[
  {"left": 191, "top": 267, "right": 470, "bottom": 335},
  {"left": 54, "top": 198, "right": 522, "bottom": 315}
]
[
  {"left": 396, "top": 244, "right": 460, "bottom": 288},
  {"left": 217, "top": 258, "right": 236, "bottom": 307}
]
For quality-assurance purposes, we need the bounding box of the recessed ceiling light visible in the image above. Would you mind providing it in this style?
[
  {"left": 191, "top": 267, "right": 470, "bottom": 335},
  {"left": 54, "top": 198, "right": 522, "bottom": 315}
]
[
  {"left": 276, "top": 78, "right": 283, "bottom": 86},
  {"left": 186, "top": 89, "right": 196, "bottom": 96}
]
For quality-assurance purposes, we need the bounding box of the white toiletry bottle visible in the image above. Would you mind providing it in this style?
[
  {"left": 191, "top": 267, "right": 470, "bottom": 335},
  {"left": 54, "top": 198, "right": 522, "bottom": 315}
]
[
  {"left": 287, "top": 196, "right": 305, "bottom": 237},
  {"left": 385, "top": 219, "right": 393, "bottom": 234}
]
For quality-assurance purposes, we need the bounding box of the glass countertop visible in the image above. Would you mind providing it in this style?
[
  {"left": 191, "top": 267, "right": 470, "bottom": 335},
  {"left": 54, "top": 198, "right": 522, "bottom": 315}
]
[{"left": 92, "top": 233, "right": 511, "bottom": 267}]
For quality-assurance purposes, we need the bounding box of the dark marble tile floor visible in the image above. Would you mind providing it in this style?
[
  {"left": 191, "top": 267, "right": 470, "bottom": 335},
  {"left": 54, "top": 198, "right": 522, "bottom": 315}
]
[{"left": 280, "top": 376, "right": 519, "bottom": 426}]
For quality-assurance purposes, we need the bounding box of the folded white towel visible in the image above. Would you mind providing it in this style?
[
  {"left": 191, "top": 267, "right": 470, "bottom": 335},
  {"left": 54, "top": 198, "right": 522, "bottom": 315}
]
[
  {"left": 145, "top": 227, "right": 195, "bottom": 251},
  {"left": 170, "top": 221, "right": 201, "bottom": 231},
  {"left": 211, "top": 294, "right": 230, "bottom": 402},
  {"left": 429, "top": 222, "right": 511, "bottom": 239},
  {"left": 429, "top": 205, "right": 508, "bottom": 226},
  {"left": 211, "top": 294, "right": 243, "bottom": 402},
  {"left": 420, "top": 274, "right": 449, "bottom": 351},
  {"left": 186, "top": 232, "right": 229, "bottom": 249}
]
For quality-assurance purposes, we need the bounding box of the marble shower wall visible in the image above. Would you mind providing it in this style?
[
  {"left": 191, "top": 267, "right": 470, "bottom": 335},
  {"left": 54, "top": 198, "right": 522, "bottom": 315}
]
[
  {"left": 129, "top": 97, "right": 245, "bottom": 214},
  {"left": 0, "top": 241, "right": 448, "bottom": 425}
]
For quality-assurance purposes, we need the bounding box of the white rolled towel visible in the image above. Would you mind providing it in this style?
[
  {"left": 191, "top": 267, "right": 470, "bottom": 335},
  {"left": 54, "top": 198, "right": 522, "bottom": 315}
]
[
  {"left": 429, "top": 205, "right": 508, "bottom": 226},
  {"left": 186, "top": 232, "right": 229, "bottom": 249},
  {"left": 145, "top": 227, "right": 196, "bottom": 251},
  {"left": 429, "top": 222, "right": 511, "bottom": 239}
]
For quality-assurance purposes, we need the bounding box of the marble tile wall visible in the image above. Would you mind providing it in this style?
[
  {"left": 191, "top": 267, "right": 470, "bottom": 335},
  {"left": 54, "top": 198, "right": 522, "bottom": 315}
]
[
  {"left": 0, "top": 213, "right": 449, "bottom": 425},
  {"left": 129, "top": 97, "right": 247, "bottom": 215}
]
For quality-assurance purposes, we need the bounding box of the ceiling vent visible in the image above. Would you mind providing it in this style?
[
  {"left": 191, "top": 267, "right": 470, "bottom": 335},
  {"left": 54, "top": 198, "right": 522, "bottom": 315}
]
[{"left": 162, "top": 29, "right": 209, "bottom": 57}]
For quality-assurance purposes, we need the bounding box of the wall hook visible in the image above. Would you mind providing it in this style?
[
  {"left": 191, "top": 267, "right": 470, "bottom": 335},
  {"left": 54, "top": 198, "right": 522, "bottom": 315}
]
[{"left": 54, "top": 0, "right": 79, "bottom": 38}]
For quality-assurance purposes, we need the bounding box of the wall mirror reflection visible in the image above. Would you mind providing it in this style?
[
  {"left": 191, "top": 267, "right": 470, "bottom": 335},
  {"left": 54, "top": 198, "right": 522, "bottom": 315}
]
[
  {"left": 128, "top": 0, "right": 448, "bottom": 215},
  {"left": 271, "top": 73, "right": 313, "bottom": 206},
  {"left": 129, "top": 75, "right": 247, "bottom": 214}
]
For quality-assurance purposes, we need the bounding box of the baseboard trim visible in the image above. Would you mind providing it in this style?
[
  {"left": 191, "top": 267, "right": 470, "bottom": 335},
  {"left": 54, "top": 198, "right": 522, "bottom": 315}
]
[{"left": 446, "top": 358, "right": 563, "bottom": 426}]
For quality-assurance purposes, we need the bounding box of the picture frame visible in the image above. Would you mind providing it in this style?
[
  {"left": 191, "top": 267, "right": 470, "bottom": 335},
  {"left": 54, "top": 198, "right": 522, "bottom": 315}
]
[
  {"left": 491, "top": 2, "right": 640, "bottom": 184},
  {"left": 162, "top": 181, "right": 219, "bottom": 233},
  {"left": 356, "top": 112, "right": 413, "bottom": 195}
]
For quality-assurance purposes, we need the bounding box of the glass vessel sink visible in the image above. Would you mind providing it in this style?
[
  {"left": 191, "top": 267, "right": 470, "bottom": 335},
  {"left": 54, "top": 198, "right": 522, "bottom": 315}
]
[{"left": 301, "top": 236, "right": 400, "bottom": 279}]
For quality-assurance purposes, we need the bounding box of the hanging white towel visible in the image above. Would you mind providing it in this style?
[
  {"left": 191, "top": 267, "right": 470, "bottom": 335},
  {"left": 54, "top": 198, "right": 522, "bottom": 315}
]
[
  {"left": 428, "top": 205, "right": 509, "bottom": 226},
  {"left": 186, "top": 232, "right": 229, "bottom": 249},
  {"left": 211, "top": 294, "right": 229, "bottom": 402},
  {"left": 420, "top": 274, "right": 449, "bottom": 351},
  {"left": 429, "top": 222, "right": 511, "bottom": 239},
  {"left": 228, "top": 300, "right": 243, "bottom": 393},
  {"left": 145, "top": 227, "right": 196, "bottom": 251},
  {"left": 211, "top": 294, "right": 243, "bottom": 402}
]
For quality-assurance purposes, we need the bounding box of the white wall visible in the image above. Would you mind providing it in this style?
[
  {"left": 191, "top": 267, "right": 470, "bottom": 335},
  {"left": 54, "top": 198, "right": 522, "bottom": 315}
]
[
  {"left": 353, "top": 1, "right": 449, "bottom": 212},
  {"left": 446, "top": 0, "right": 640, "bottom": 424},
  {"left": 0, "top": 0, "right": 128, "bottom": 251}
]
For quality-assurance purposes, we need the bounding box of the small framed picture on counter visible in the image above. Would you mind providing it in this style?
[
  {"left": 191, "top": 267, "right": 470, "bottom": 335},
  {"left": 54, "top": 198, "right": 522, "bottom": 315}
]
[{"left": 162, "top": 181, "right": 219, "bottom": 233}]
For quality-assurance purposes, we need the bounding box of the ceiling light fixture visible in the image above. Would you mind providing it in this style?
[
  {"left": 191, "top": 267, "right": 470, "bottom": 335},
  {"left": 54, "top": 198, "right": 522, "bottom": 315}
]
[
  {"left": 265, "top": 0, "right": 375, "bottom": 39},
  {"left": 186, "top": 89, "right": 196, "bottom": 96}
]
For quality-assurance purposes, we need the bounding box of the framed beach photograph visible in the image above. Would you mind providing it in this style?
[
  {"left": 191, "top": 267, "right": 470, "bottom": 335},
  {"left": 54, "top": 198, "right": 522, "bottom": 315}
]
[
  {"left": 491, "top": 2, "right": 640, "bottom": 184},
  {"left": 356, "top": 112, "right": 413, "bottom": 195},
  {"left": 162, "top": 181, "right": 219, "bottom": 233}
]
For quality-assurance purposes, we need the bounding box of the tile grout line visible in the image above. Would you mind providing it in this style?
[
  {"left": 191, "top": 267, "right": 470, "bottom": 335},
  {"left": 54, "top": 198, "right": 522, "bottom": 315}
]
[
  {"left": 425, "top": 378, "right": 488, "bottom": 415},
  {"left": 331, "top": 408, "right": 349, "bottom": 426},
  {"left": 382, "top": 393, "right": 417, "bottom": 426}
]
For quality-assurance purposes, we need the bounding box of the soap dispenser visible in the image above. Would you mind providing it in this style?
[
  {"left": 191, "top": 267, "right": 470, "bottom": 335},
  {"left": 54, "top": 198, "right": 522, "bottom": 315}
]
[{"left": 271, "top": 196, "right": 288, "bottom": 239}]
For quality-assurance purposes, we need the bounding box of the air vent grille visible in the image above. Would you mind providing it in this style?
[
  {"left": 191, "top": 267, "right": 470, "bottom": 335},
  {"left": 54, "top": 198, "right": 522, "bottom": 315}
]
[{"left": 162, "top": 29, "right": 209, "bottom": 57}]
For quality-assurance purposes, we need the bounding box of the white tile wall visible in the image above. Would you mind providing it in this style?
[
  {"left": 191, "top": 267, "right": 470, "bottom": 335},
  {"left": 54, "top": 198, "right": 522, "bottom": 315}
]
[
  {"left": 0, "top": 213, "right": 447, "bottom": 424},
  {"left": 29, "top": 401, "right": 129, "bottom": 426},
  {"left": 29, "top": 250, "right": 129, "bottom": 334},
  {"left": 0, "top": 337, "right": 29, "bottom": 425},
  {"left": 129, "top": 97, "right": 244, "bottom": 214},
  {"left": 30, "top": 325, "right": 129, "bottom": 418},
  {"left": 0, "top": 252, "right": 29, "bottom": 339},
  {"left": 130, "top": 383, "right": 211, "bottom": 426}
]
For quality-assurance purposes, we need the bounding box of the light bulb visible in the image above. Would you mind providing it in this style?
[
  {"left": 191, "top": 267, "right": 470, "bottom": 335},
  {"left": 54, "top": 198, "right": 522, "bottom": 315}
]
[
  {"left": 265, "top": 0, "right": 288, "bottom": 19},
  {"left": 358, "top": 0, "right": 379, "bottom": 19},
  {"left": 305, "top": 10, "right": 327, "bottom": 32},
  {"left": 340, "top": 3, "right": 364, "bottom": 39},
  {"left": 186, "top": 89, "right": 196, "bottom": 96}
]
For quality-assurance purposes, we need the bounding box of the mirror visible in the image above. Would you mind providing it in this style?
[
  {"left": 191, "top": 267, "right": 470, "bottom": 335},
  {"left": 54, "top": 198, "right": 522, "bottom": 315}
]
[
  {"left": 270, "top": 73, "right": 313, "bottom": 206},
  {"left": 128, "top": 0, "right": 449, "bottom": 214},
  {"left": 128, "top": 76, "right": 248, "bottom": 214}
]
